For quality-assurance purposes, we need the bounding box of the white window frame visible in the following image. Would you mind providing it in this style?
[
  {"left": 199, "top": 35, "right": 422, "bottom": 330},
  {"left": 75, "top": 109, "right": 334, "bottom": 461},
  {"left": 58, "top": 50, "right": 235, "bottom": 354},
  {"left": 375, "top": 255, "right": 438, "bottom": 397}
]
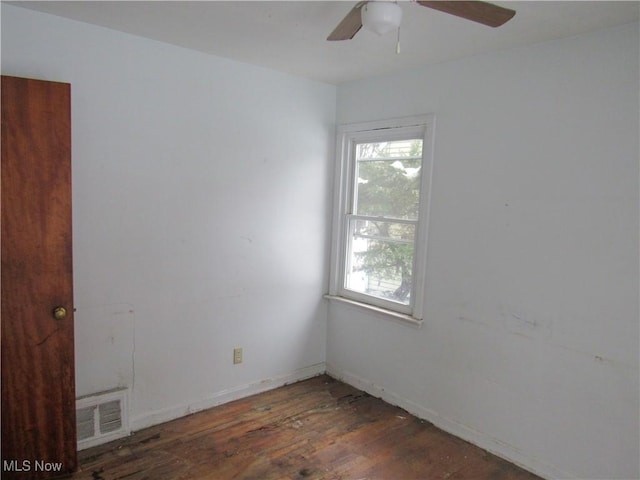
[{"left": 328, "top": 115, "right": 435, "bottom": 323}]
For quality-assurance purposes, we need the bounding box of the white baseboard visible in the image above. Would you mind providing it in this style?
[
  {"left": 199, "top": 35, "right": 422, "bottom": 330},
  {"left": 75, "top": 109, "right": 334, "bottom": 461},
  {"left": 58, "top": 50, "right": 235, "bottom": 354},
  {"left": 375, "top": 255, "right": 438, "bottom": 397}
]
[
  {"left": 129, "top": 362, "right": 325, "bottom": 433},
  {"left": 87, "top": 361, "right": 573, "bottom": 480},
  {"left": 325, "top": 363, "right": 572, "bottom": 480}
]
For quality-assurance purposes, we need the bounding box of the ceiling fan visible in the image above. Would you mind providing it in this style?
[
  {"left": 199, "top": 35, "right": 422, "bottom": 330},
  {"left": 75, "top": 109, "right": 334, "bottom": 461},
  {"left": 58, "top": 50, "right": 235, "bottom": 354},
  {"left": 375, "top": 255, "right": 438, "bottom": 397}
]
[{"left": 327, "top": 1, "right": 516, "bottom": 41}]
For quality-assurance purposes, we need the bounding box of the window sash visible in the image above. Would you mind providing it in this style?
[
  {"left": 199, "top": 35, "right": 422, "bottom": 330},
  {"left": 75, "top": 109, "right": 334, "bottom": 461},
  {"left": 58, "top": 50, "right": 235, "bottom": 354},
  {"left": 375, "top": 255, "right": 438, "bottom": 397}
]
[{"left": 344, "top": 215, "right": 417, "bottom": 311}]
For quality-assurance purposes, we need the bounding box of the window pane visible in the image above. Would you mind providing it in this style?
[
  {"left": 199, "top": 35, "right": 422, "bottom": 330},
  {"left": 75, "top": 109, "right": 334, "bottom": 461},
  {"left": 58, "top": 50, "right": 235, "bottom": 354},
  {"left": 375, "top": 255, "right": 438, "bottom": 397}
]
[
  {"left": 355, "top": 139, "right": 423, "bottom": 220},
  {"left": 345, "top": 219, "right": 415, "bottom": 305}
]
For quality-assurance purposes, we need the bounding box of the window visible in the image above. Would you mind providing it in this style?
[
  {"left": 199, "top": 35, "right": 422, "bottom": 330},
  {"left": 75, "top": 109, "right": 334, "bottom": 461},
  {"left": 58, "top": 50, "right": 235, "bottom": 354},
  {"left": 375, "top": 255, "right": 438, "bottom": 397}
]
[{"left": 328, "top": 116, "right": 435, "bottom": 322}]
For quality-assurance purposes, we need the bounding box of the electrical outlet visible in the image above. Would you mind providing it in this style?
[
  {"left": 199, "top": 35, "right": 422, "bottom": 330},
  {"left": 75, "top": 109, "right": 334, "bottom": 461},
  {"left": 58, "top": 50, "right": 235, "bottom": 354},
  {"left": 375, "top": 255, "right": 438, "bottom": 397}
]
[{"left": 233, "top": 347, "right": 243, "bottom": 364}]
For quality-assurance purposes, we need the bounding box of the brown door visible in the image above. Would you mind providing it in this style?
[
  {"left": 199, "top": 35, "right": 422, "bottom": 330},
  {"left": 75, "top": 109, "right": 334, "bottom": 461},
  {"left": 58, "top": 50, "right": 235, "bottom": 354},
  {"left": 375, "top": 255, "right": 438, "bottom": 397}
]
[{"left": 1, "top": 76, "right": 77, "bottom": 478}]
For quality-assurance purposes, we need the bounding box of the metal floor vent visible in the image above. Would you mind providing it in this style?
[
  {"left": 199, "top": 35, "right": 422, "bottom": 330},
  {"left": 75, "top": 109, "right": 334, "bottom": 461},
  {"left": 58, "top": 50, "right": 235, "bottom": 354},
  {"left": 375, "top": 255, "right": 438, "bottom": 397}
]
[{"left": 76, "top": 388, "right": 129, "bottom": 450}]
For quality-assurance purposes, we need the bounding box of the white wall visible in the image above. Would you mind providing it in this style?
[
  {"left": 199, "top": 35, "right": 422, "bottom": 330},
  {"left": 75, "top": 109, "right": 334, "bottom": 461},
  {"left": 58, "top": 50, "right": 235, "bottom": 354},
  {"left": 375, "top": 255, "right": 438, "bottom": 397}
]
[
  {"left": 330, "top": 23, "right": 639, "bottom": 480},
  {"left": 2, "top": 4, "right": 335, "bottom": 430}
]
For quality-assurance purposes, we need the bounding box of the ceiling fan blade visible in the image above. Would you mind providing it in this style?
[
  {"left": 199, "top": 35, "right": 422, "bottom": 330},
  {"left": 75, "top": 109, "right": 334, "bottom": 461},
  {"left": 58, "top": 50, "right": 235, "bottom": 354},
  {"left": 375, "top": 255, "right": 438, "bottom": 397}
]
[
  {"left": 417, "top": 1, "right": 515, "bottom": 27},
  {"left": 327, "top": 2, "right": 366, "bottom": 41}
]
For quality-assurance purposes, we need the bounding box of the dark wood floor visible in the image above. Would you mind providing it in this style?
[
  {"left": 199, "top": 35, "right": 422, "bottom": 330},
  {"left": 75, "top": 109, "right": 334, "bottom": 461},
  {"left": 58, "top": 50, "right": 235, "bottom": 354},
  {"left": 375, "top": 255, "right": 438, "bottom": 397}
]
[{"left": 70, "top": 375, "right": 541, "bottom": 480}]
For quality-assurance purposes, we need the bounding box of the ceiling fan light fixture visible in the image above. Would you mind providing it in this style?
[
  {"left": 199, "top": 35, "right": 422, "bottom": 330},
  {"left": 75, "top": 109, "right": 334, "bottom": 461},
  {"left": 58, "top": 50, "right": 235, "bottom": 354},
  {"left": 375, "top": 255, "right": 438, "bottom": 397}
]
[{"left": 361, "top": 1, "right": 403, "bottom": 36}]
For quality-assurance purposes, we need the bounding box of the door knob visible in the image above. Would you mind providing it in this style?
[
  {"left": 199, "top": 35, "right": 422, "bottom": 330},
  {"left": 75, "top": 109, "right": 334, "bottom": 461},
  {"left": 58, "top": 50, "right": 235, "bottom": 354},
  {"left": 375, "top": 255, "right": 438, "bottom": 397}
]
[{"left": 52, "top": 306, "right": 67, "bottom": 320}]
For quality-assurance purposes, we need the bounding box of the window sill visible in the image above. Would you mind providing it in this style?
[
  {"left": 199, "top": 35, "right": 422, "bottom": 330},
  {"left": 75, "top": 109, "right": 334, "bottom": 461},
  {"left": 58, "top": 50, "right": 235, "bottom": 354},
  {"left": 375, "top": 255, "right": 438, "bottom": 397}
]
[{"left": 323, "top": 294, "right": 423, "bottom": 329}]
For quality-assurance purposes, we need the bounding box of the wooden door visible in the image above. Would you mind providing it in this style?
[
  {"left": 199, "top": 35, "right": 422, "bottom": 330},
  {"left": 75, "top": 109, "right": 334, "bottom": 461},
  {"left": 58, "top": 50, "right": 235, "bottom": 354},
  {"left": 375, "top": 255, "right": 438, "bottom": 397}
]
[{"left": 1, "top": 76, "right": 77, "bottom": 478}]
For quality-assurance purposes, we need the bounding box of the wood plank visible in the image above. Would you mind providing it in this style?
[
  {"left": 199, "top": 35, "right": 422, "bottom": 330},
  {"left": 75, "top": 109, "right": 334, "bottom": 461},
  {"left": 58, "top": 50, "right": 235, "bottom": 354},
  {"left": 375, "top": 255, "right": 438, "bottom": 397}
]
[{"left": 68, "top": 375, "right": 541, "bottom": 479}]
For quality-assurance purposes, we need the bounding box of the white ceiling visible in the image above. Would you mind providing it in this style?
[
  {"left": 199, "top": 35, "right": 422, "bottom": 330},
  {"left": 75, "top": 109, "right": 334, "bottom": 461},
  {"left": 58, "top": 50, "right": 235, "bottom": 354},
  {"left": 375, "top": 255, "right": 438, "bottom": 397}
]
[{"left": 9, "top": 1, "right": 639, "bottom": 84}]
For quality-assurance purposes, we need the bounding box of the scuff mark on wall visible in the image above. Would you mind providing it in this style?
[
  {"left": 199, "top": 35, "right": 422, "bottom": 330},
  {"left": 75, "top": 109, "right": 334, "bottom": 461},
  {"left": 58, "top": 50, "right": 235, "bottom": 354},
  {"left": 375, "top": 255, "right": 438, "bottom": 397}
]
[{"left": 500, "top": 305, "right": 552, "bottom": 340}]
